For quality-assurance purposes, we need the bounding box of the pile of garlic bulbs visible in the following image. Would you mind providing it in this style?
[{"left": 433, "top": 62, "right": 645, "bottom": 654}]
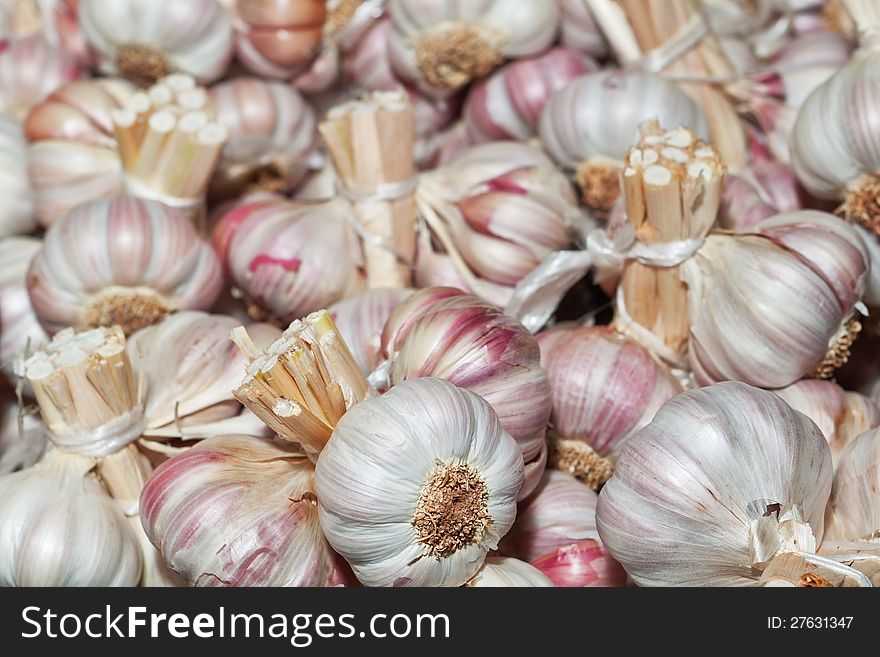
[{"left": 1, "top": 0, "right": 879, "bottom": 589}]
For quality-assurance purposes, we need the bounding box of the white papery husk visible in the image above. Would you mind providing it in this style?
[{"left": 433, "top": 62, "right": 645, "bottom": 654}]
[
  {"left": 315, "top": 377, "right": 524, "bottom": 587},
  {"left": 825, "top": 427, "right": 880, "bottom": 542},
  {"left": 0, "top": 390, "right": 46, "bottom": 474},
  {"left": 465, "top": 556, "right": 554, "bottom": 587},
  {"left": 0, "top": 115, "right": 36, "bottom": 237},
  {"left": 596, "top": 382, "right": 841, "bottom": 586}
]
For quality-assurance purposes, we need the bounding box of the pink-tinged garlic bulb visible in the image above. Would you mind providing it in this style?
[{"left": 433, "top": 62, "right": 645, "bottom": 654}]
[
  {"left": 556, "top": 0, "right": 607, "bottom": 58},
  {"left": 462, "top": 47, "right": 596, "bottom": 144},
  {"left": 207, "top": 77, "right": 318, "bottom": 199},
  {"left": 0, "top": 115, "right": 36, "bottom": 237},
  {"left": 233, "top": 0, "right": 326, "bottom": 79},
  {"left": 24, "top": 78, "right": 133, "bottom": 227},
  {"left": 379, "top": 287, "right": 551, "bottom": 498},
  {"left": 720, "top": 159, "right": 802, "bottom": 230},
  {"left": 0, "top": 450, "right": 142, "bottom": 586},
  {"left": 0, "top": 391, "right": 46, "bottom": 474},
  {"left": 596, "top": 382, "right": 871, "bottom": 587},
  {"left": 27, "top": 195, "right": 223, "bottom": 335},
  {"left": 316, "top": 377, "right": 524, "bottom": 587},
  {"left": 0, "top": 34, "right": 80, "bottom": 119},
  {"left": 78, "top": 0, "right": 234, "bottom": 86},
  {"left": 825, "top": 428, "right": 880, "bottom": 544},
  {"left": 0, "top": 237, "right": 48, "bottom": 376},
  {"left": 416, "top": 141, "right": 578, "bottom": 308},
  {"left": 140, "top": 433, "right": 353, "bottom": 587},
  {"left": 539, "top": 69, "right": 709, "bottom": 210},
  {"left": 532, "top": 540, "right": 626, "bottom": 587},
  {"left": 129, "top": 311, "right": 280, "bottom": 445},
  {"left": 465, "top": 556, "right": 553, "bottom": 587},
  {"left": 387, "top": 0, "right": 560, "bottom": 98},
  {"left": 775, "top": 379, "right": 879, "bottom": 467},
  {"left": 535, "top": 326, "right": 680, "bottom": 489},
  {"left": 415, "top": 119, "right": 473, "bottom": 170},
  {"left": 212, "top": 196, "right": 364, "bottom": 324},
  {"left": 328, "top": 288, "right": 411, "bottom": 375}
]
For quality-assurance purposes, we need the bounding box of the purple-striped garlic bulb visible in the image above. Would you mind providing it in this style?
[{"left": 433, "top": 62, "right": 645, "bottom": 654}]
[
  {"left": 0, "top": 389, "right": 46, "bottom": 474},
  {"left": 0, "top": 236, "right": 48, "bottom": 378},
  {"left": 775, "top": 379, "right": 880, "bottom": 467},
  {"left": 387, "top": 0, "right": 560, "bottom": 98},
  {"left": 233, "top": 0, "right": 326, "bottom": 79},
  {"left": 465, "top": 556, "right": 553, "bottom": 587},
  {"left": 0, "top": 115, "right": 36, "bottom": 237},
  {"left": 532, "top": 540, "right": 627, "bottom": 587},
  {"left": 720, "top": 159, "right": 802, "bottom": 230},
  {"left": 556, "top": 0, "right": 607, "bottom": 58},
  {"left": 208, "top": 77, "right": 318, "bottom": 199},
  {"left": 212, "top": 196, "right": 364, "bottom": 324},
  {"left": 78, "top": 0, "right": 234, "bottom": 86},
  {"left": 596, "top": 382, "right": 871, "bottom": 587},
  {"left": 0, "top": 34, "right": 80, "bottom": 119},
  {"left": 535, "top": 325, "right": 681, "bottom": 490},
  {"left": 27, "top": 195, "right": 223, "bottom": 335},
  {"left": 140, "top": 433, "right": 355, "bottom": 587},
  {"left": 379, "top": 287, "right": 551, "bottom": 498},
  {"left": 328, "top": 288, "right": 411, "bottom": 375},
  {"left": 463, "top": 47, "right": 596, "bottom": 144},
  {"left": 24, "top": 78, "right": 133, "bottom": 227},
  {"left": 539, "top": 69, "right": 709, "bottom": 211},
  {"left": 416, "top": 141, "right": 578, "bottom": 309}
]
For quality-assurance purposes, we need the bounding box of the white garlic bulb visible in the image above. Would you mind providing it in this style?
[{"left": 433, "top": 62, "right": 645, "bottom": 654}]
[
  {"left": 141, "top": 433, "right": 354, "bottom": 587},
  {"left": 825, "top": 427, "right": 880, "bottom": 543},
  {"left": 538, "top": 69, "right": 709, "bottom": 209},
  {"left": 556, "top": 0, "right": 607, "bottom": 58},
  {"left": 0, "top": 236, "right": 48, "bottom": 375},
  {"left": 0, "top": 115, "right": 36, "bottom": 237},
  {"left": 0, "top": 34, "right": 80, "bottom": 119},
  {"left": 0, "top": 450, "right": 142, "bottom": 586},
  {"left": 316, "top": 377, "right": 524, "bottom": 587},
  {"left": 596, "top": 382, "right": 847, "bottom": 586},
  {"left": 465, "top": 556, "right": 554, "bottom": 587},
  {"left": 387, "top": 0, "right": 560, "bottom": 97},
  {"left": 0, "top": 391, "right": 46, "bottom": 474},
  {"left": 27, "top": 195, "right": 223, "bottom": 335},
  {"left": 79, "top": 0, "right": 234, "bottom": 85}
]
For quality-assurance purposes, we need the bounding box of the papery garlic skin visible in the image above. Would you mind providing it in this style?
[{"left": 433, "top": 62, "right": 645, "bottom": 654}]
[
  {"left": 0, "top": 392, "right": 46, "bottom": 474},
  {"left": 24, "top": 78, "right": 133, "bottom": 227},
  {"left": 387, "top": 0, "right": 560, "bottom": 98},
  {"left": 0, "top": 450, "right": 142, "bottom": 586},
  {"left": 775, "top": 380, "right": 879, "bottom": 466},
  {"left": 27, "top": 195, "right": 223, "bottom": 334},
  {"left": 536, "top": 326, "right": 680, "bottom": 458},
  {"left": 328, "top": 288, "right": 411, "bottom": 375},
  {"left": 0, "top": 34, "right": 80, "bottom": 119},
  {"left": 853, "top": 222, "right": 880, "bottom": 307},
  {"left": 720, "top": 160, "right": 802, "bottom": 230},
  {"left": 531, "top": 540, "right": 626, "bottom": 587},
  {"left": 380, "top": 287, "right": 550, "bottom": 498},
  {"left": 465, "top": 556, "right": 553, "bottom": 587},
  {"left": 0, "top": 115, "right": 36, "bottom": 237},
  {"left": 825, "top": 427, "right": 880, "bottom": 542},
  {"left": 79, "top": 0, "right": 233, "bottom": 84},
  {"left": 208, "top": 77, "right": 318, "bottom": 198},
  {"left": 0, "top": 237, "right": 49, "bottom": 376},
  {"left": 141, "top": 433, "right": 352, "bottom": 587},
  {"left": 213, "top": 196, "right": 364, "bottom": 323},
  {"left": 556, "top": 0, "right": 607, "bottom": 58},
  {"left": 596, "top": 382, "right": 833, "bottom": 586},
  {"left": 316, "top": 377, "right": 524, "bottom": 587},
  {"left": 463, "top": 47, "right": 596, "bottom": 143}
]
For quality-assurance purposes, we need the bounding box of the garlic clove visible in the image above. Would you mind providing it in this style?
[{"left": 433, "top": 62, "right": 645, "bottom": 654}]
[
  {"left": 824, "top": 427, "right": 880, "bottom": 543},
  {"left": 464, "top": 556, "right": 554, "bottom": 587},
  {"left": 531, "top": 539, "right": 627, "bottom": 588}
]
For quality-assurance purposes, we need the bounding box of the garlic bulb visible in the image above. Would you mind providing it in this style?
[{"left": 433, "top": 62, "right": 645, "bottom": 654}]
[
  {"left": 387, "top": 0, "right": 560, "bottom": 97},
  {"left": 328, "top": 288, "right": 411, "bottom": 375},
  {"left": 316, "top": 377, "right": 524, "bottom": 587},
  {"left": 379, "top": 287, "right": 550, "bottom": 498},
  {"left": 535, "top": 326, "right": 680, "bottom": 489},
  {"left": 539, "top": 69, "right": 709, "bottom": 210},
  {"left": 416, "top": 141, "right": 578, "bottom": 308},
  {"left": 775, "top": 380, "right": 880, "bottom": 465},
  {"left": 0, "top": 236, "right": 48, "bottom": 376},
  {"left": 213, "top": 196, "right": 364, "bottom": 323},
  {"left": 531, "top": 540, "right": 627, "bottom": 587},
  {"left": 79, "top": 0, "right": 234, "bottom": 85},
  {"left": 0, "top": 450, "right": 142, "bottom": 586},
  {"left": 24, "top": 78, "right": 134, "bottom": 227},
  {"left": 208, "top": 77, "right": 318, "bottom": 199},
  {"left": 0, "top": 391, "right": 46, "bottom": 474},
  {"left": 720, "top": 159, "right": 802, "bottom": 230},
  {"left": 556, "top": 0, "right": 607, "bottom": 58},
  {"left": 465, "top": 556, "right": 554, "bottom": 587},
  {"left": 825, "top": 427, "right": 880, "bottom": 543},
  {"left": 233, "top": 0, "right": 326, "bottom": 78},
  {"left": 595, "top": 382, "right": 862, "bottom": 587},
  {"left": 463, "top": 47, "right": 596, "bottom": 144},
  {"left": 0, "top": 115, "right": 36, "bottom": 237},
  {"left": 27, "top": 195, "right": 223, "bottom": 334},
  {"left": 141, "top": 433, "right": 353, "bottom": 586},
  {"left": 0, "top": 34, "right": 80, "bottom": 119}
]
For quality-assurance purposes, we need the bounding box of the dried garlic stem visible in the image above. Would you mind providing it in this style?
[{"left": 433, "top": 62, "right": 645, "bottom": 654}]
[
  {"left": 82, "top": 286, "right": 171, "bottom": 335},
  {"left": 116, "top": 44, "right": 172, "bottom": 88},
  {"left": 839, "top": 174, "right": 880, "bottom": 236},
  {"left": 232, "top": 310, "right": 370, "bottom": 457},
  {"left": 319, "top": 90, "right": 416, "bottom": 289},
  {"left": 616, "top": 120, "right": 724, "bottom": 359},
  {"left": 547, "top": 433, "right": 614, "bottom": 492},
  {"left": 575, "top": 157, "right": 622, "bottom": 211}
]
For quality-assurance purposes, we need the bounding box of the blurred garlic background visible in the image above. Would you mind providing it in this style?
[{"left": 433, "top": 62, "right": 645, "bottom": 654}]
[
  {"left": 0, "top": 33, "right": 80, "bottom": 119},
  {"left": 0, "top": 236, "right": 48, "bottom": 378},
  {"left": 0, "top": 115, "right": 36, "bottom": 237}
]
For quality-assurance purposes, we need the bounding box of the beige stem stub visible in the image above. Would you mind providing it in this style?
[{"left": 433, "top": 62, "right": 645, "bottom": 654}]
[
  {"left": 547, "top": 434, "right": 614, "bottom": 492},
  {"left": 812, "top": 315, "right": 862, "bottom": 379},
  {"left": 116, "top": 44, "right": 172, "bottom": 88},
  {"left": 575, "top": 160, "right": 621, "bottom": 211},
  {"left": 416, "top": 23, "right": 504, "bottom": 91},
  {"left": 839, "top": 175, "right": 880, "bottom": 237},
  {"left": 82, "top": 289, "right": 171, "bottom": 335}
]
